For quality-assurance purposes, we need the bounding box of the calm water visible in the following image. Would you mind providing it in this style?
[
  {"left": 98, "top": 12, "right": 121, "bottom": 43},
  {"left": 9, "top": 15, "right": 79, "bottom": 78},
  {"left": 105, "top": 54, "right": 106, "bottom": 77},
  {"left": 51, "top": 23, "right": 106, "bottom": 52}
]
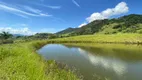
[{"left": 38, "top": 44, "right": 142, "bottom": 80}]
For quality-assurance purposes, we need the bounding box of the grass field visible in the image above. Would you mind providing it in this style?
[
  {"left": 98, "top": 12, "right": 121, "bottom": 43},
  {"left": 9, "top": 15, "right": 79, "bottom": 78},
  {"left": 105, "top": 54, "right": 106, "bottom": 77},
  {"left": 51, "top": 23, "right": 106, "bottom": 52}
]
[
  {"left": 0, "top": 33, "right": 142, "bottom": 80},
  {"left": 0, "top": 41, "right": 79, "bottom": 80},
  {"left": 49, "top": 33, "right": 142, "bottom": 44}
]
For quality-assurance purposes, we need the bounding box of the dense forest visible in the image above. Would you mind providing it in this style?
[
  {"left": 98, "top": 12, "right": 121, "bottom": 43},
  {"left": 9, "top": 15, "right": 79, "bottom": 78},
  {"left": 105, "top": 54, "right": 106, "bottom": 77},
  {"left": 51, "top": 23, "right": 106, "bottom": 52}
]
[{"left": 57, "top": 14, "right": 142, "bottom": 36}]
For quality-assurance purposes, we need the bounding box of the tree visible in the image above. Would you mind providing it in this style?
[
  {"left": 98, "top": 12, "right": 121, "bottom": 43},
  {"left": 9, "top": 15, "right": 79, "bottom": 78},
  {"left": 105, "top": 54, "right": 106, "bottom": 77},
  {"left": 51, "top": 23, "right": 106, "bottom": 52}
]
[{"left": 0, "top": 31, "right": 13, "bottom": 39}]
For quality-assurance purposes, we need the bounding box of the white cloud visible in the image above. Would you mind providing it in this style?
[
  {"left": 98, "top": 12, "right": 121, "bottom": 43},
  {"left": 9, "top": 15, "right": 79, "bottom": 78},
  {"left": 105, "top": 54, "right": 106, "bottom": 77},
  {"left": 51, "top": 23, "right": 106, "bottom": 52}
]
[
  {"left": 0, "top": 2, "right": 51, "bottom": 18},
  {"left": 0, "top": 27, "right": 36, "bottom": 35},
  {"left": 23, "top": 6, "right": 42, "bottom": 13},
  {"left": 34, "top": 3, "right": 61, "bottom": 9},
  {"left": 15, "top": 14, "right": 29, "bottom": 19},
  {"left": 72, "top": 0, "right": 80, "bottom": 7},
  {"left": 86, "top": 2, "right": 129, "bottom": 22},
  {"left": 87, "top": 13, "right": 106, "bottom": 22},
  {"left": 78, "top": 22, "right": 87, "bottom": 28},
  {"left": 46, "top": 6, "right": 61, "bottom": 9}
]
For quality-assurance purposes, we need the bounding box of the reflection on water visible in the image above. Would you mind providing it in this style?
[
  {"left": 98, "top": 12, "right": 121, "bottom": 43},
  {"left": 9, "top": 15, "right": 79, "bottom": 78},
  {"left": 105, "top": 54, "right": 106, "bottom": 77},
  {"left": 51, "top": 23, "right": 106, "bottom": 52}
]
[
  {"left": 38, "top": 44, "right": 142, "bottom": 80},
  {"left": 78, "top": 48, "right": 127, "bottom": 76}
]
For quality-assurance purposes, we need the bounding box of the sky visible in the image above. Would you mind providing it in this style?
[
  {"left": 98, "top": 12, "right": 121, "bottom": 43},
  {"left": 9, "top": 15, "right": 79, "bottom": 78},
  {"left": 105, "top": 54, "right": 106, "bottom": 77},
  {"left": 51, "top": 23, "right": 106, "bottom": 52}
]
[{"left": 0, "top": 0, "right": 141, "bottom": 35}]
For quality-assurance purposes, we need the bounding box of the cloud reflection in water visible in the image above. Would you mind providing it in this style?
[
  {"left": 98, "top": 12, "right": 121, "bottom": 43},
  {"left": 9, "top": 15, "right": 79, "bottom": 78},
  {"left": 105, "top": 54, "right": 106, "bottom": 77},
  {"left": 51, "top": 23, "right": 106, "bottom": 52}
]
[{"left": 78, "top": 48, "right": 127, "bottom": 76}]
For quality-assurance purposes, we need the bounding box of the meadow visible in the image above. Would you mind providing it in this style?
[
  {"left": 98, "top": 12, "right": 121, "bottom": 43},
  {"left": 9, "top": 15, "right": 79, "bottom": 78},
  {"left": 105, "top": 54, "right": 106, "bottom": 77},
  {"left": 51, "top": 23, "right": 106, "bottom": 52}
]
[
  {"left": 0, "top": 41, "right": 80, "bottom": 80},
  {"left": 0, "top": 33, "right": 142, "bottom": 80},
  {"left": 49, "top": 33, "right": 142, "bottom": 44}
]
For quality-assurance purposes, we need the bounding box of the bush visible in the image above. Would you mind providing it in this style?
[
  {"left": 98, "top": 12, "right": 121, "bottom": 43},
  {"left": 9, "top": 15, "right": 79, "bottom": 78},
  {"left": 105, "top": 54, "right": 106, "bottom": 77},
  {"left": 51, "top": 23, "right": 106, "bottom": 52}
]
[{"left": 137, "top": 30, "right": 142, "bottom": 34}]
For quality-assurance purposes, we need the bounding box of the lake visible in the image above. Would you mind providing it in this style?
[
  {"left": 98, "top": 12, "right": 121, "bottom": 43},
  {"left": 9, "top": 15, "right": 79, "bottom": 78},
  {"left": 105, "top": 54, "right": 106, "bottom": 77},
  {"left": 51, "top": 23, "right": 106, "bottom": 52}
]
[{"left": 38, "top": 43, "right": 142, "bottom": 80}]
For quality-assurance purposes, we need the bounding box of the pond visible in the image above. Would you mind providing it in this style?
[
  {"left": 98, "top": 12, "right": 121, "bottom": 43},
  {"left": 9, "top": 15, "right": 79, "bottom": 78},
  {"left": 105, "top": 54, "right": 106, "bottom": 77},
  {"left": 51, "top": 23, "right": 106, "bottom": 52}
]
[{"left": 38, "top": 43, "right": 142, "bottom": 80}]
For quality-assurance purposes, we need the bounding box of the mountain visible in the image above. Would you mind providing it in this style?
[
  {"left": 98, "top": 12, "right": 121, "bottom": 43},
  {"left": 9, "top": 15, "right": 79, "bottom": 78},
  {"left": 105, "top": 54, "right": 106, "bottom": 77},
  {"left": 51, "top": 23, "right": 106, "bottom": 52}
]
[
  {"left": 56, "top": 14, "right": 142, "bottom": 36},
  {"left": 13, "top": 34, "right": 24, "bottom": 37},
  {"left": 56, "top": 27, "right": 78, "bottom": 34}
]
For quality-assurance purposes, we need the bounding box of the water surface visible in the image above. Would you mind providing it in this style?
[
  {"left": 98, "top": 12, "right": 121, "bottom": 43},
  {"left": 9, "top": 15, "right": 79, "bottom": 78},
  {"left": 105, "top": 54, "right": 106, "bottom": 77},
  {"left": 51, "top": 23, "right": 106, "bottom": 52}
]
[{"left": 38, "top": 44, "right": 142, "bottom": 80}]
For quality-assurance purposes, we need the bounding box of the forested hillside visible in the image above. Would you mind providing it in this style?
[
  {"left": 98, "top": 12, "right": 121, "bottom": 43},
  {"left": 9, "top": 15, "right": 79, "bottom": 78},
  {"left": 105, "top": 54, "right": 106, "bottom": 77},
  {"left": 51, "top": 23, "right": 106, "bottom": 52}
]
[{"left": 57, "top": 14, "right": 142, "bottom": 36}]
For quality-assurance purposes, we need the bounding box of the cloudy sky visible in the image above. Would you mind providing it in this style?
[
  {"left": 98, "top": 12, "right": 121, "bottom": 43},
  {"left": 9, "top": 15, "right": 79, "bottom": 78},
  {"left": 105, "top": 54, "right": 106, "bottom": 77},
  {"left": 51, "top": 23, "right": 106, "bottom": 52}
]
[{"left": 0, "top": 0, "right": 141, "bottom": 35}]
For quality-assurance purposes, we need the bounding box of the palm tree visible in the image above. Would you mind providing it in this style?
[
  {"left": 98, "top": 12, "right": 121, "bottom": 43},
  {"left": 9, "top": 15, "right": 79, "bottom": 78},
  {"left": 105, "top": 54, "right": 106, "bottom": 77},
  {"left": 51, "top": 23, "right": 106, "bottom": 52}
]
[{"left": 0, "top": 31, "right": 13, "bottom": 39}]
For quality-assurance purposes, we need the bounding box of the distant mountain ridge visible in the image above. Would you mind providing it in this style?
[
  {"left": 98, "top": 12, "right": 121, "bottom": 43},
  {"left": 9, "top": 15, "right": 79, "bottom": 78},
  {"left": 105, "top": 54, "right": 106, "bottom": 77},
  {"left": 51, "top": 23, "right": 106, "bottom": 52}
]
[
  {"left": 56, "top": 14, "right": 142, "bottom": 36},
  {"left": 13, "top": 34, "right": 25, "bottom": 37},
  {"left": 56, "top": 28, "right": 78, "bottom": 34}
]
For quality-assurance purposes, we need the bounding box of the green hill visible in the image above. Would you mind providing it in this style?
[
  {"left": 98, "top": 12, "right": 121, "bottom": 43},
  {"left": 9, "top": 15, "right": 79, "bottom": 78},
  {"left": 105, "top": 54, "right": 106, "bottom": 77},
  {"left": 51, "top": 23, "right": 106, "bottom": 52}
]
[
  {"left": 56, "top": 14, "right": 142, "bottom": 36},
  {"left": 57, "top": 28, "right": 78, "bottom": 34}
]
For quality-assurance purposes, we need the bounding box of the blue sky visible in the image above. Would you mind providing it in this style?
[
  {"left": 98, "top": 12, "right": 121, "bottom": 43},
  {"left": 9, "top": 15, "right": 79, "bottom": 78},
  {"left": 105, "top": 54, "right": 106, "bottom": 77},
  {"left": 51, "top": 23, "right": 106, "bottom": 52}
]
[{"left": 0, "top": 0, "right": 141, "bottom": 35}]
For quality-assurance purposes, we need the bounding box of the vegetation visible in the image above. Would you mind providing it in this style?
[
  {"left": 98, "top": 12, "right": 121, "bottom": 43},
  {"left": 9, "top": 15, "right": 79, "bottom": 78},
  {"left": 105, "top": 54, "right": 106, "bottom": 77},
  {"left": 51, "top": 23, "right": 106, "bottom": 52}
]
[
  {"left": 0, "top": 14, "right": 141, "bottom": 44},
  {"left": 57, "top": 14, "right": 142, "bottom": 36},
  {"left": 27, "top": 33, "right": 58, "bottom": 40},
  {"left": 64, "top": 43, "right": 142, "bottom": 61},
  {"left": 0, "top": 32, "right": 13, "bottom": 39},
  {"left": 0, "top": 41, "right": 80, "bottom": 80},
  {"left": 48, "top": 33, "right": 142, "bottom": 44},
  {"left": 15, "top": 33, "right": 58, "bottom": 40},
  {"left": 0, "top": 14, "right": 142, "bottom": 80},
  {"left": 0, "top": 32, "right": 13, "bottom": 44},
  {"left": 1, "top": 34, "right": 141, "bottom": 80}
]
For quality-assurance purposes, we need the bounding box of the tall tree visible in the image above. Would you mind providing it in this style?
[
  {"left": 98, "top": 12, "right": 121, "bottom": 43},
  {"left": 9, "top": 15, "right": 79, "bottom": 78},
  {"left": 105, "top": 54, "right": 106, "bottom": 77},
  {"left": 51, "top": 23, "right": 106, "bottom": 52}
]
[{"left": 0, "top": 31, "right": 13, "bottom": 39}]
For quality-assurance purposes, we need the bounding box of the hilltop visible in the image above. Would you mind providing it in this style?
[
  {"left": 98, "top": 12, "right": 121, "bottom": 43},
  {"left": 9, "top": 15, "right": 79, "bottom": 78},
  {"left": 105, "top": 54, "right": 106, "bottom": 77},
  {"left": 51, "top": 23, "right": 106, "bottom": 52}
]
[{"left": 56, "top": 14, "right": 142, "bottom": 36}]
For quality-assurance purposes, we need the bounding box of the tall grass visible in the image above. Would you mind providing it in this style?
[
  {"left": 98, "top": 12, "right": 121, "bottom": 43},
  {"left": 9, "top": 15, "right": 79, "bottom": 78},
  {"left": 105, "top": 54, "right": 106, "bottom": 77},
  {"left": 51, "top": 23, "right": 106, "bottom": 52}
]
[
  {"left": 48, "top": 33, "right": 142, "bottom": 44},
  {"left": 0, "top": 41, "right": 80, "bottom": 80},
  {"left": 1, "top": 33, "right": 142, "bottom": 80}
]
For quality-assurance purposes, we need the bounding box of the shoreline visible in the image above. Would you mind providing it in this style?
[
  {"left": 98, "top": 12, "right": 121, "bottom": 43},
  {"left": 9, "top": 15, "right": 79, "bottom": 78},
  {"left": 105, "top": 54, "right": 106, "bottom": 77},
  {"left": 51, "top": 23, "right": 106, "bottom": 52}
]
[
  {"left": 0, "top": 41, "right": 80, "bottom": 80},
  {"left": 0, "top": 33, "right": 142, "bottom": 80},
  {"left": 47, "top": 33, "right": 142, "bottom": 45}
]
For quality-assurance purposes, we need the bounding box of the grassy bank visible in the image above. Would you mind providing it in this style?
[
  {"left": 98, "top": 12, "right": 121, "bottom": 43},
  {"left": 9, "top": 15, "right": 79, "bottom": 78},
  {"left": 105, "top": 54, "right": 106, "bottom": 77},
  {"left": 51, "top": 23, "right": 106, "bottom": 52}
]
[
  {"left": 49, "top": 33, "right": 142, "bottom": 44},
  {"left": 0, "top": 41, "right": 79, "bottom": 80},
  {"left": 64, "top": 43, "right": 142, "bottom": 61},
  {"left": 0, "top": 33, "right": 142, "bottom": 80}
]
